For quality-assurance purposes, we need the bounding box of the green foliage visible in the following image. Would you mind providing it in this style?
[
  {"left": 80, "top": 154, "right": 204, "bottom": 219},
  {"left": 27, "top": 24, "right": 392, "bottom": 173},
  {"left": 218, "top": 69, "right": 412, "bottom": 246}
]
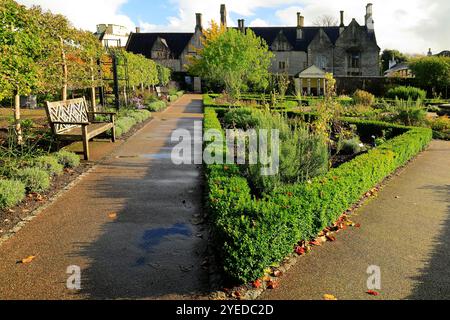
[
  {"left": 0, "top": 179, "right": 26, "bottom": 210},
  {"left": 353, "top": 90, "right": 375, "bottom": 106},
  {"left": 409, "top": 56, "right": 450, "bottom": 90},
  {"left": 15, "top": 167, "right": 51, "bottom": 193},
  {"left": 204, "top": 107, "right": 432, "bottom": 283},
  {"left": 340, "top": 137, "right": 364, "bottom": 155},
  {"left": 147, "top": 101, "right": 167, "bottom": 112},
  {"left": 55, "top": 150, "right": 80, "bottom": 168},
  {"left": 0, "top": 0, "right": 43, "bottom": 99},
  {"left": 393, "top": 99, "right": 427, "bottom": 126},
  {"left": 386, "top": 86, "right": 427, "bottom": 101},
  {"left": 223, "top": 108, "right": 259, "bottom": 130},
  {"left": 190, "top": 28, "right": 273, "bottom": 98},
  {"left": 115, "top": 116, "right": 137, "bottom": 137},
  {"left": 34, "top": 155, "right": 64, "bottom": 176},
  {"left": 157, "top": 64, "right": 171, "bottom": 86}
]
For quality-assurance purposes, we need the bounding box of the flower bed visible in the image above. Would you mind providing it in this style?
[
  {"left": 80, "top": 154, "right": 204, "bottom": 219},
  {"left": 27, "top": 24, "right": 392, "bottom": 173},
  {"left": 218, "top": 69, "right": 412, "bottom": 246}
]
[{"left": 204, "top": 107, "right": 432, "bottom": 283}]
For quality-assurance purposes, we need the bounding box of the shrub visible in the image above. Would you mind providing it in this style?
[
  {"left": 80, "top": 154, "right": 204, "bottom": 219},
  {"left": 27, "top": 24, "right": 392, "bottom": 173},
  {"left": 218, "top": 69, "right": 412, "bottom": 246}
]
[
  {"left": 223, "top": 108, "right": 259, "bottom": 129},
  {"left": 0, "top": 179, "right": 26, "bottom": 210},
  {"left": 34, "top": 156, "right": 64, "bottom": 176},
  {"left": 386, "top": 86, "right": 427, "bottom": 101},
  {"left": 15, "top": 168, "right": 51, "bottom": 193},
  {"left": 147, "top": 101, "right": 167, "bottom": 112},
  {"left": 353, "top": 90, "right": 375, "bottom": 106},
  {"left": 169, "top": 95, "right": 178, "bottom": 102},
  {"left": 128, "top": 110, "right": 151, "bottom": 123},
  {"left": 340, "top": 137, "right": 364, "bottom": 155},
  {"left": 205, "top": 107, "right": 432, "bottom": 283},
  {"left": 55, "top": 151, "right": 80, "bottom": 168},
  {"left": 393, "top": 99, "right": 427, "bottom": 126},
  {"left": 116, "top": 117, "right": 137, "bottom": 137}
]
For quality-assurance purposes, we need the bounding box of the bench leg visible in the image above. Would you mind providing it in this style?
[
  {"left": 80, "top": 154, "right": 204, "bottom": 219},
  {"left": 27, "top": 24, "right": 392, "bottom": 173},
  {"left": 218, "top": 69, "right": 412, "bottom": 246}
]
[
  {"left": 82, "top": 125, "right": 90, "bottom": 160},
  {"left": 111, "top": 125, "right": 116, "bottom": 143}
]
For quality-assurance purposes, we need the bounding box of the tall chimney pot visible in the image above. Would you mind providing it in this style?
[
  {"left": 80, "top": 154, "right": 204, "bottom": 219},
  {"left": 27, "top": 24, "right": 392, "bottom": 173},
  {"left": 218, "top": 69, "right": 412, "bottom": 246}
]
[
  {"left": 195, "top": 13, "right": 203, "bottom": 31},
  {"left": 135, "top": 27, "right": 141, "bottom": 33},
  {"left": 220, "top": 4, "right": 227, "bottom": 27},
  {"left": 340, "top": 11, "right": 345, "bottom": 27}
]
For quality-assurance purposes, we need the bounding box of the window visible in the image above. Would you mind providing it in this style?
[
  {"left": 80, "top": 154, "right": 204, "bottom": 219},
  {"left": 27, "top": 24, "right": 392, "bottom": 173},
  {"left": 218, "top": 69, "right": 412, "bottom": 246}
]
[
  {"left": 315, "top": 55, "right": 328, "bottom": 70},
  {"left": 279, "top": 61, "right": 286, "bottom": 71},
  {"left": 348, "top": 52, "right": 361, "bottom": 69}
]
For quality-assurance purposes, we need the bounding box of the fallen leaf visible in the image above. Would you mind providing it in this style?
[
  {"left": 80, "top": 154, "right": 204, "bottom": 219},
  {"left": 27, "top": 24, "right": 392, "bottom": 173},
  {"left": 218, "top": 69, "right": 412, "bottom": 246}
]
[
  {"left": 309, "top": 240, "right": 322, "bottom": 246},
  {"left": 108, "top": 212, "right": 117, "bottom": 219},
  {"left": 323, "top": 294, "right": 338, "bottom": 300},
  {"left": 317, "top": 236, "right": 327, "bottom": 244},
  {"left": 252, "top": 280, "right": 262, "bottom": 288},
  {"left": 267, "top": 281, "right": 278, "bottom": 289},
  {"left": 354, "top": 223, "right": 361, "bottom": 228},
  {"left": 295, "top": 246, "right": 306, "bottom": 255},
  {"left": 234, "top": 290, "right": 241, "bottom": 298},
  {"left": 273, "top": 269, "right": 283, "bottom": 277},
  {"left": 367, "top": 290, "right": 380, "bottom": 296},
  {"left": 262, "top": 275, "right": 272, "bottom": 282},
  {"left": 17, "top": 255, "right": 36, "bottom": 264},
  {"left": 326, "top": 233, "right": 337, "bottom": 242}
]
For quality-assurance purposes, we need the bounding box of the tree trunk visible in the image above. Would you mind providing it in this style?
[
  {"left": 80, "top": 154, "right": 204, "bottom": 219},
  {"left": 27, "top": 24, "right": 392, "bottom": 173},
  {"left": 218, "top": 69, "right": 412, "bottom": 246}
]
[
  {"left": 90, "top": 58, "right": 96, "bottom": 111},
  {"left": 60, "top": 37, "right": 68, "bottom": 101},
  {"left": 14, "top": 91, "right": 23, "bottom": 145}
]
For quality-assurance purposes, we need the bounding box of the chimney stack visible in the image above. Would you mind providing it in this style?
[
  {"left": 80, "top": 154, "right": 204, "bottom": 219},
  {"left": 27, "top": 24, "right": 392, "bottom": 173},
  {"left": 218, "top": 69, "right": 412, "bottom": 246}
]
[
  {"left": 195, "top": 13, "right": 203, "bottom": 31},
  {"left": 296, "top": 12, "right": 304, "bottom": 39},
  {"left": 135, "top": 27, "right": 141, "bottom": 33},
  {"left": 220, "top": 4, "right": 227, "bottom": 27},
  {"left": 365, "top": 3, "right": 374, "bottom": 32},
  {"left": 238, "top": 19, "right": 245, "bottom": 32},
  {"left": 340, "top": 11, "right": 344, "bottom": 27}
]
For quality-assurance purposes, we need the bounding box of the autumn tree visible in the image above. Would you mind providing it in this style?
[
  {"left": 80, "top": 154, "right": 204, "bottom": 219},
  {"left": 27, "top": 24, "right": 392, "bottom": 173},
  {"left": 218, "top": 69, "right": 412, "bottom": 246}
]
[
  {"left": 188, "top": 21, "right": 273, "bottom": 99},
  {"left": 0, "top": 0, "right": 42, "bottom": 144}
]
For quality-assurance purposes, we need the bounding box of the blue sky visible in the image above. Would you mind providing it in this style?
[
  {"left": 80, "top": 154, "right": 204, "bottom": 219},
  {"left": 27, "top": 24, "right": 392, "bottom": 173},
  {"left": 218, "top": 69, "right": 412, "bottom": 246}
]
[{"left": 17, "top": 0, "right": 450, "bottom": 54}]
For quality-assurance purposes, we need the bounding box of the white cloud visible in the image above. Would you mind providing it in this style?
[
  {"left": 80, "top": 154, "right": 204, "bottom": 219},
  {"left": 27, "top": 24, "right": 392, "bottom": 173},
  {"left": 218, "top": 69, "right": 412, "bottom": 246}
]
[
  {"left": 16, "top": 0, "right": 450, "bottom": 54},
  {"left": 17, "top": 0, "right": 135, "bottom": 31},
  {"left": 249, "top": 18, "right": 270, "bottom": 27}
]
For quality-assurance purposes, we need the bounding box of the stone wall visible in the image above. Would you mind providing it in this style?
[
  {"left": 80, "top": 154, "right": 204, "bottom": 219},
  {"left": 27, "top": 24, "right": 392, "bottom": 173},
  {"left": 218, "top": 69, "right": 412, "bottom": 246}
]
[{"left": 270, "top": 51, "right": 307, "bottom": 75}]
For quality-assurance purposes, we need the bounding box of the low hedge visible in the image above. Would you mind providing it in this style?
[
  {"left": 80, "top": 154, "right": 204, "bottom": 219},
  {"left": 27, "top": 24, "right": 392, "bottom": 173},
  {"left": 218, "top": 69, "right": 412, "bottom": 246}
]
[
  {"left": 15, "top": 167, "right": 51, "bottom": 193},
  {"left": 115, "top": 110, "right": 151, "bottom": 137},
  {"left": 0, "top": 179, "right": 26, "bottom": 210},
  {"left": 147, "top": 101, "right": 167, "bottom": 112},
  {"left": 204, "top": 107, "right": 432, "bottom": 283}
]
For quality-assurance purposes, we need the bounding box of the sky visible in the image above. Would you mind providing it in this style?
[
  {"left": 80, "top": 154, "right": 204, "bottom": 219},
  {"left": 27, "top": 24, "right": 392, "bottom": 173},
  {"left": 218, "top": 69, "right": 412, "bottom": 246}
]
[{"left": 16, "top": 0, "right": 450, "bottom": 55}]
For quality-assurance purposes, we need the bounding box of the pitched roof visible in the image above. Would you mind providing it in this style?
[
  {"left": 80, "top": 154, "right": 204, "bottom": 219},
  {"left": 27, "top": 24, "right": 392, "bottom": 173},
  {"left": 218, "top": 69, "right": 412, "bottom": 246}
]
[
  {"left": 298, "top": 65, "right": 327, "bottom": 78},
  {"left": 249, "top": 26, "right": 341, "bottom": 51},
  {"left": 126, "top": 32, "right": 194, "bottom": 59}
]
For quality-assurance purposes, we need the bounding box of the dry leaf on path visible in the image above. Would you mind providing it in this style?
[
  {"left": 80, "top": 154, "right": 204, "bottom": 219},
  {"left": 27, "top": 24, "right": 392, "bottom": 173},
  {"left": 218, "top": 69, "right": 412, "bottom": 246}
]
[
  {"left": 108, "top": 212, "right": 117, "bottom": 220},
  {"left": 323, "top": 294, "right": 338, "bottom": 300},
  {"left": 17, "top": 255, "right": 36, "bottom": 264},
  {"left": 367, "top": 290, "right": 380, "bottom": 296}
]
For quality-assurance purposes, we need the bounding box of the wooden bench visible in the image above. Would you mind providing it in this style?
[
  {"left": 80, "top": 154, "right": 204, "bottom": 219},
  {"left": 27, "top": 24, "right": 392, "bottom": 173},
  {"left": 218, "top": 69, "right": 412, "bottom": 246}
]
[{"left": 46, "top": 98, "right": 116, "bottom": 160}]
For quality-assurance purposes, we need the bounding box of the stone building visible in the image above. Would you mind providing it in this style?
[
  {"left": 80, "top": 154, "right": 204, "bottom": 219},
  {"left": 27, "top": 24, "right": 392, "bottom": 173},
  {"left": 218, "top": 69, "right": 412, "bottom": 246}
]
[
  {"left": 95, "top": 24, "right": 130, "bottom": 48},
  {"left": 125, "top": 3, "right": 380, "bottom": 78}
]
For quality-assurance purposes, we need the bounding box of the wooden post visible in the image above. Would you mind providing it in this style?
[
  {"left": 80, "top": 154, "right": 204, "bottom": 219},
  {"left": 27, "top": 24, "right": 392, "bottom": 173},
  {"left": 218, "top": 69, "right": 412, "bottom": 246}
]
[
  {"left": 81, "top": 125, "right": 89, "bottom": 160},
  {"left": 90, "top": 58, "right": 96, "bottom": 111},
  {"left": 14, "top": 91, "right": 23, "bottom": 145}
]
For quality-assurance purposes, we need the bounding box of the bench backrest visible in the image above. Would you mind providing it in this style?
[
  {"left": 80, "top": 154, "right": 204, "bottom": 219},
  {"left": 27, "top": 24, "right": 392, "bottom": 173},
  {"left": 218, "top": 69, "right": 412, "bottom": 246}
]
[{"left": 46, "top": 98, "right": 89, "bottom": 135}]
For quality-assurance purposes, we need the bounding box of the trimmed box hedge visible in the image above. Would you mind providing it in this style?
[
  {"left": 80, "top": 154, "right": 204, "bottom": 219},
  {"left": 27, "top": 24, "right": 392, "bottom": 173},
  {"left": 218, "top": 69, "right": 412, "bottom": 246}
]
[{"left": 204, "top": 107, "right": 432, "bottom": 283}]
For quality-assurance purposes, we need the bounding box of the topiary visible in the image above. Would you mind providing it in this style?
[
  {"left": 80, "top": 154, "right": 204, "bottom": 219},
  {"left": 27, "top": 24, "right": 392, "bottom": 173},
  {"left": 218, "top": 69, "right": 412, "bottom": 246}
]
[
  {"left": 15, "top": 168, "right": 51, "bottom": 193},
  {"left": 34, "top": 156, "right": 64, "bottom": 176},
  {"left": 0, "top": 179, "right": 26, "bottom": 210},
  {"left": 55, "top": 151, "right": 80, "bottom": 168}
]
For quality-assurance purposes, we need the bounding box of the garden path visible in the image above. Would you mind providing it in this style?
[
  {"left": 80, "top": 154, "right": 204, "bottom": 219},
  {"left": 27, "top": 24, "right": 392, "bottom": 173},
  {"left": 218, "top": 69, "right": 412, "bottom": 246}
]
[
  {"left": 261, "top": 140, "right": 450, "bottom": 300},
  {"left": 0, "top": 95, "right": 209, "bottom": 299}
]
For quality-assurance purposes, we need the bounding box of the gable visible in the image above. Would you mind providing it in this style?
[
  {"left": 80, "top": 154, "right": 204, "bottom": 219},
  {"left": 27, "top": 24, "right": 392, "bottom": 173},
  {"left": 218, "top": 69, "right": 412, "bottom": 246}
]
[{"left": 271, "top": 31, "right": 293, "bottom": 51}]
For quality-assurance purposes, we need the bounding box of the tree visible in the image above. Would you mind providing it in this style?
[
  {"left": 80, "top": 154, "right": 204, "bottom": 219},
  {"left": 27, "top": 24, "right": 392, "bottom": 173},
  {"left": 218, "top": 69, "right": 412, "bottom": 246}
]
[
  {"left": 0, "top": 0, "right": 42, "bottom": 144},
  {"left": 313, "top": 15, "right": 338, "bottom": 27},
  {"left": 188, "top": 22, "right": 273, "bottom": 99},
  {"left": 381, "top": 49, "right": 408, "bottom": 72},
  {"left": 409, "top": 56, "right": 450, "bottom": 94}
]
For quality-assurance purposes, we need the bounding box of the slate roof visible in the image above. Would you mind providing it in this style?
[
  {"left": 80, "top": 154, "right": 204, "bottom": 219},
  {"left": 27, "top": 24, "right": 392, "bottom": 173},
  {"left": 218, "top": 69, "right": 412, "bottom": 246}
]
[
  {"left": 125, "top": 25, "right": 376, "bottom": 58},
  {"left": 126, "top": 32, "right": 194, "bottom": 59}
]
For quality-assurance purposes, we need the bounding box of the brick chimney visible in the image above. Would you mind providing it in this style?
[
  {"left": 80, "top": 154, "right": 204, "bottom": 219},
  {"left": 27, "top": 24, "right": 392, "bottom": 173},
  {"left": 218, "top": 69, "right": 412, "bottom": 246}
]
[
  {"left": 220, "top": 4, "right": 227, "bottom": 27},
  {"left": 195, "top": 13, "right": 203, "bottom": 32},
  {"left": 135, "top": 27, "right": 141, "bottom": 33}
]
